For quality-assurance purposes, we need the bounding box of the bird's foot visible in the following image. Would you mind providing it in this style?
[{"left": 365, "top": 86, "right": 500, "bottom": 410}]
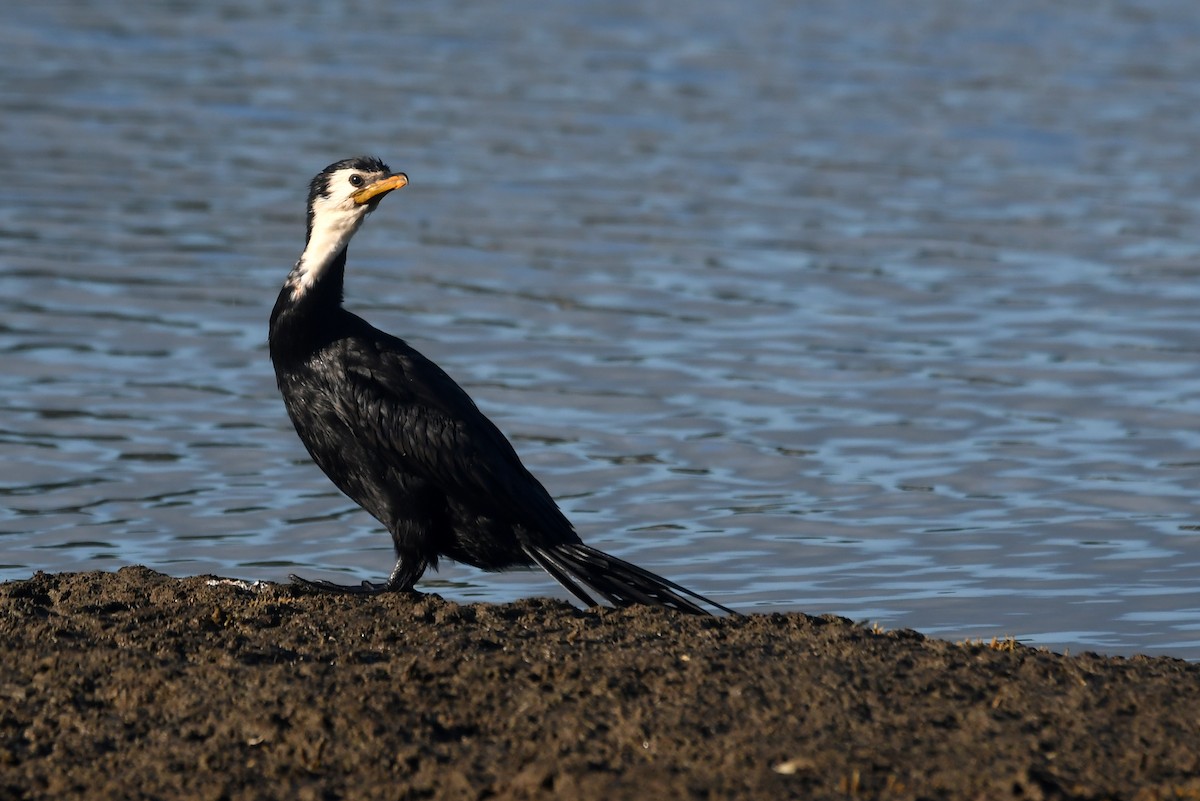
[{"left": 288, "top": 573, "right": 410, "bottom": 595}]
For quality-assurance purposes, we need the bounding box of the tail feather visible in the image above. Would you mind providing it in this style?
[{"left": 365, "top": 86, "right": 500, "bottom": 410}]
[
  {"left": 525, "top": 546, "right": 598, "bottom": 608},
  {"left": 535, "top": 545, "right": 666, "bottom": 608},
  {"left": 525, "top": 542, "right": 736, "bottom": 616}
]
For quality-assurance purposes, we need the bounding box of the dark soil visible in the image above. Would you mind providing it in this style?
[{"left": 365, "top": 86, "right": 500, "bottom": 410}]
[{"left": 1, "top": 567, "right": 1198, "bottom": 800}]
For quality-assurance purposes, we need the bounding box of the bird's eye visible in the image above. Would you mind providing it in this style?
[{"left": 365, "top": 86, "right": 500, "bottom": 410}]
[{"left": 348, "top": 174, "right": 364, "bottom": 187}]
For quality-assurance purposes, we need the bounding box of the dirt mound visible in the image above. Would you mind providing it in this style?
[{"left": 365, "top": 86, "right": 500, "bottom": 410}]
[{"left": 1, "top": 567, "right": 1197, "bottom": 799}]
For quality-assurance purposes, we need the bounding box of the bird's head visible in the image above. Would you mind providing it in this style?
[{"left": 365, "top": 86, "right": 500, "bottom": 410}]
[
  {"left": 293, "top": 156, "right": 408, "bottom": 296},
  {"left": 306, "top": 156, "right": 408, "bottom": 232}
]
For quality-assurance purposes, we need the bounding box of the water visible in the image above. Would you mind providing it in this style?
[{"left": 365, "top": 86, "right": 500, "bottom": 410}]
[{"left": 2, "top": 0, "right": 1199, "bottom": 659}]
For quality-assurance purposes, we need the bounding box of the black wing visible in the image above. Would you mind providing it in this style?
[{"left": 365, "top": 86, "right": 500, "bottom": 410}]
[{"left": 333, "top": 323, "right": 579, "bottom": 547}]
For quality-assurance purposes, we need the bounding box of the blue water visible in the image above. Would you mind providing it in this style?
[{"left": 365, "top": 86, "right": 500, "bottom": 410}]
[{"left": 2, "top": 1, "right": 1199, "bottom": 659}]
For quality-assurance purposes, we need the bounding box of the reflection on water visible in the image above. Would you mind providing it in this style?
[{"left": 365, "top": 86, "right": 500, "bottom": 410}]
[{"left": 2, "top": 1, "right": 1199, "bottom": 659}]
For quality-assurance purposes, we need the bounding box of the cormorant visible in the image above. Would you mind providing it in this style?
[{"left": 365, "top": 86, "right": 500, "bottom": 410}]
[{"left": 269, "top": 156, "right": 733, "bottom": 615}]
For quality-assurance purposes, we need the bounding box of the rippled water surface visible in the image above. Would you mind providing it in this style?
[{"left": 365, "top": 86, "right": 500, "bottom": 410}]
[{"left": 3, "top": 1, "right": 1199, "bottom": 658}]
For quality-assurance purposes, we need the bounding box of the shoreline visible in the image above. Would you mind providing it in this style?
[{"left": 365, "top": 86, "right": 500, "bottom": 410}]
[{"left": 2, "top": 566, "right": 1198, "bottom": 800}]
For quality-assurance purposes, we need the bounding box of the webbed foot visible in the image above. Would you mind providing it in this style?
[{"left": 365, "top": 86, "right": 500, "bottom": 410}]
[{"left": 288, "top": 574, "right": 408, "bottom": 595}]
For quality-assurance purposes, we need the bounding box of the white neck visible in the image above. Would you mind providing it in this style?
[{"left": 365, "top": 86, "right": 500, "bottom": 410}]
[{"left": 290, "top": 197, "right": 367, "bottom": 295}]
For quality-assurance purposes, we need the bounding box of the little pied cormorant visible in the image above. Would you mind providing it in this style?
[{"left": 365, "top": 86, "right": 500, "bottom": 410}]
[{"left": 269, "top": 156, "right": 733, "bottom": 615}]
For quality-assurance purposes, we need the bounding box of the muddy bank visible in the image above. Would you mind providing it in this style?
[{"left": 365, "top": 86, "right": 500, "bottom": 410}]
[{"left": 1, "top": 567, "right": 1198, "bottom": 800}]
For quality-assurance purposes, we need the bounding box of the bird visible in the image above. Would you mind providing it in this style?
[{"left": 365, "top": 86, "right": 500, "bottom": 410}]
[{"left": 268, "top": 156, "right": 733, "bottom": 615}]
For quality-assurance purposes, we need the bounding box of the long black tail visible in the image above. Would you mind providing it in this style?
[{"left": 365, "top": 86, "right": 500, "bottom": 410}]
[{"left": 525, "top": 542, "right": 736, "bottom": 616}]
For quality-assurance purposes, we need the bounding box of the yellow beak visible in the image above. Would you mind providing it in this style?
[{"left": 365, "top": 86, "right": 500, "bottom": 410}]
[{"left": 352, "top": 172, "right": 408, "bottom": 205}]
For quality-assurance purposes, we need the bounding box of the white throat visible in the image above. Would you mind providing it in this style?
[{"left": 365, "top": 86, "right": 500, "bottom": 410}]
[{"left": 290, "top": 195, "right": 368, "bottom": 296}]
